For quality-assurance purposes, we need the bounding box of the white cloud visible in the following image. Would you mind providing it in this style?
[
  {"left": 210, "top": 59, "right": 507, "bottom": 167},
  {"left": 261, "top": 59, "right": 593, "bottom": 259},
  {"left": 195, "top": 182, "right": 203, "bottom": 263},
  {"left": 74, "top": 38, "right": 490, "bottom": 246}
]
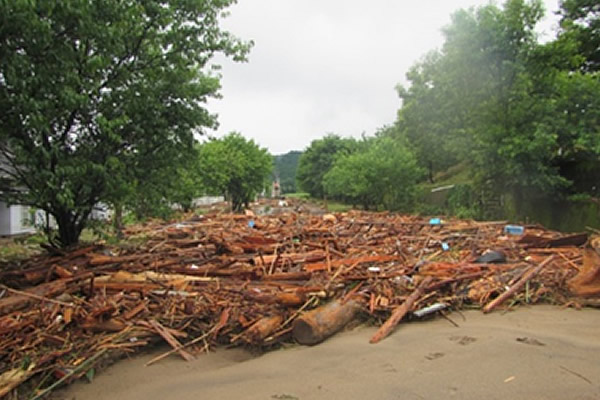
[{"left": 207, "top": 0, "right": 560, "bottom": 154}]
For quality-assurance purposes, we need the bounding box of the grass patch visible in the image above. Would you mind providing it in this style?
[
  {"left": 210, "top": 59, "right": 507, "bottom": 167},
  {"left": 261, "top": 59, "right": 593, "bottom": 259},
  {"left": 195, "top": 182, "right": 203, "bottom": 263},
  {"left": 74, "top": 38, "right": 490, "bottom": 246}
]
[
  {"left": 419, "top": 162, "right": 472, "bottom": 193},
  {"left": 324, "top": 201, "right": 353, "bottom": 213},
  {"left": 0, "top": 235, "right": 44, "bottom": 262},
  {"left": 284, "top": 192, "right": 310, "bottom": 199}
]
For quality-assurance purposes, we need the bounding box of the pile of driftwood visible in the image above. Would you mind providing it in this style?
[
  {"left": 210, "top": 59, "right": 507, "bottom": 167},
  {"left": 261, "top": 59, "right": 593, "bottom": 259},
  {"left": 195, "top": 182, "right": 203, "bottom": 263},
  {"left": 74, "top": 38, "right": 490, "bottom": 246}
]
[{"left": 1, "top": 208, "right": 599, "bottom": 398}]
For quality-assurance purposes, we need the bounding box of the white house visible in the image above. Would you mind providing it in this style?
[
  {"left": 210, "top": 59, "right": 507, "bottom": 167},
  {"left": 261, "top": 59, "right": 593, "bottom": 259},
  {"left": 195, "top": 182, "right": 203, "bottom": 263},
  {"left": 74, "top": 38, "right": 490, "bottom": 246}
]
[{"left": 0, "top": 201, "right": 35, "bottom": 236}]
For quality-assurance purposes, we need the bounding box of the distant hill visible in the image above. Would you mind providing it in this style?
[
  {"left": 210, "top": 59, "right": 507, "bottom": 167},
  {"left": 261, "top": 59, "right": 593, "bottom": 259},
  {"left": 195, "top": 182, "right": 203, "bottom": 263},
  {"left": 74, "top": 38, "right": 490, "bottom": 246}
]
[{"left": 274, "top": 151, "right": 302, "bottom": 194}]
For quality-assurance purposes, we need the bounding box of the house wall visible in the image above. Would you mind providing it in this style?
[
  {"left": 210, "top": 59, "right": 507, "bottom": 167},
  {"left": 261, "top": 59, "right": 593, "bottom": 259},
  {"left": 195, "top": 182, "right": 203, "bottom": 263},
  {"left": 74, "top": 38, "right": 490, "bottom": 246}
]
[
  {"left": 90, "top": 202, "right": 111, "bottom": 220},
  {"left": 0, "top": 202, "right": 11, "bottom": 235},
  {"left": 0, "top": 202, "right": 35, "bottom": 236},
  {"left": 34, "top": 210, "right": 57, "bottom": 230},
  {"left": 9, "top": 204, "right": 35, "bottom": 235}
]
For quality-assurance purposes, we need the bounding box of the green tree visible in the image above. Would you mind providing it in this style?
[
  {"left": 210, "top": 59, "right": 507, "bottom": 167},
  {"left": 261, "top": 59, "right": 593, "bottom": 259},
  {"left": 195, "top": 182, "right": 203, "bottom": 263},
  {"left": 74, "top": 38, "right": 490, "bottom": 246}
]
[
  {"left": 198, "top": 133, "right": 272, "bottom": 212},
  {"left": 0, "top": 0, "right": 250, "bottom": 246},
  {"left": 558, "top": 0, "right": 600, "bottom": 72},
  {"left": 296, "top": 134, "right": 357, "bottom": 198},
  {"left": 533, "top": 49, "right": 600, "bottom": 197},
  {"left": 125, "top": 146, "right": 204, "bottom": 219},
  {"left": 274, "top": 150, "right": 302, "bottom": 194},
  {"left": 398, "top": 1, "right": 567, "bottom": 196},
  {"left": 323, "top": 136, "right": 422, "bottom": 210},
  {"left": 396, "top": 51, "right": 464, "bottom": 183}
]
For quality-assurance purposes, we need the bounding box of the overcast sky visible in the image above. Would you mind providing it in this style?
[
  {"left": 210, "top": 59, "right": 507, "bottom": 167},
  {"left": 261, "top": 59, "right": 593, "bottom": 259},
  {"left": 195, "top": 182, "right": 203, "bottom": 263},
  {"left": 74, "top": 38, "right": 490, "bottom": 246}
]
[{"left": 207, "top": 0, "right": 561, "bottom": 155}]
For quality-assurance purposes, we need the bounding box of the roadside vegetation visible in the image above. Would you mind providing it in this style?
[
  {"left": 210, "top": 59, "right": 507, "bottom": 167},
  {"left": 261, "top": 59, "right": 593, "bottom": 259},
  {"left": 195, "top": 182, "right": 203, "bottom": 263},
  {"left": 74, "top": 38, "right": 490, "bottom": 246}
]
[{"left": 296, "top": 0, "right": 600, "bottom": 228}]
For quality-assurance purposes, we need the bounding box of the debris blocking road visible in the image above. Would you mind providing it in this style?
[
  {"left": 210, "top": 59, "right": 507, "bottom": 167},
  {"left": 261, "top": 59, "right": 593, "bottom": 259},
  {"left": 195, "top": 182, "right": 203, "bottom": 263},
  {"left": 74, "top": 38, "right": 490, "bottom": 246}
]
[{"left": 0, "top": 208, "right": 598, "bottom": 398}]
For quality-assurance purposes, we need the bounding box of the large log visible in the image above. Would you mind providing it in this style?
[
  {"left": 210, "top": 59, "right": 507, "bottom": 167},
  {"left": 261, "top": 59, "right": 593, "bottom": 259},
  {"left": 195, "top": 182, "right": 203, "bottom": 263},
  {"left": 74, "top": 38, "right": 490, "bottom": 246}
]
[
  {"left": 292, "top": 299, "right": 361, "bottom": 345},
  {"left": 370, "top": 276, "right": 433, "bottom": 344}
]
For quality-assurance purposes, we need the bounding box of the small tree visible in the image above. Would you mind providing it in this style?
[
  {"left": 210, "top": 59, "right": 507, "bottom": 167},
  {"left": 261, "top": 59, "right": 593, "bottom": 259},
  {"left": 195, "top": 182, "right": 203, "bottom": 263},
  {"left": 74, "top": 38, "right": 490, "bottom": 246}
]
[
  {"left": 198, "top": 133, "right": 272, "bottom": 212},
  {"left": 324, "top": 137, "right": 422, "bottom": 211},
  {"left": 296, "top": 135, "right": 357, "bottom": 198}
]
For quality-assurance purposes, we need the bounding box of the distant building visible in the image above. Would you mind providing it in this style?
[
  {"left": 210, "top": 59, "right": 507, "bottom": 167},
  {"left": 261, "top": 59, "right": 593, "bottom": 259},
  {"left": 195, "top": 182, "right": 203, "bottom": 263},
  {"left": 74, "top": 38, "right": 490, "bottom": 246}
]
[
  {"left": 90, "top": 202, "right": 111, "bottom": 220},
  {"left": 272, "top": 180, "right": 281, "bottom": 198}
]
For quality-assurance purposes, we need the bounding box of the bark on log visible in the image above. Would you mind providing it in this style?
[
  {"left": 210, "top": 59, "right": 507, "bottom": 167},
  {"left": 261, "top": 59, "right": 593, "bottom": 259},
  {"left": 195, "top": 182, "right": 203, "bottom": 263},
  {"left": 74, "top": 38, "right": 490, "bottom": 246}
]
[
  {"left": 242, "top": 315, "right": 283, "bottom": 343},
  {"left": 483, "top": 255, "right": 555, "bottom": 313},
  {"left": 254, "top": 251, "right": 325, "bottom": 267},
  {"left": 292, "top": 299, "right": 361, "bottom": 345},
  {"left": 80, "top": 318, "right": 126, "bottom": 332},
  {"left": 370, "top": 276, "right": 433, "bottom": 344},
  {"left": 568, "top": 249, "right": 600, "bottom": 297},
  {"left": 88, "top": 254, "right": 140, "bottom": 266}
]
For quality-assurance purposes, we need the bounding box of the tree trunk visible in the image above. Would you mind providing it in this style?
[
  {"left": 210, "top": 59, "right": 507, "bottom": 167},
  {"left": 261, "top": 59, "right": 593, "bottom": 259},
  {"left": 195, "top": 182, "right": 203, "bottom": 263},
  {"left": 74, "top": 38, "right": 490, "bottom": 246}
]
[
  {"left": 113, "top": 203, "right": 124, "bottom": 240},
  {"left": 54, "top": 209, "right": 89, "bottom": 247},
  {"left": 231, "top": 196, "right": 244, "bottom": 213}
]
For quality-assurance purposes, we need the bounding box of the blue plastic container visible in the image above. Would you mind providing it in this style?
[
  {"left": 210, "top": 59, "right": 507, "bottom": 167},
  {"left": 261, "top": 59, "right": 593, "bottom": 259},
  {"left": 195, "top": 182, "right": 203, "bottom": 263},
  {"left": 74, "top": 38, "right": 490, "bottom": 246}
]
[{"left": 504, "top": 225, "right": 524, "bottom": 235}]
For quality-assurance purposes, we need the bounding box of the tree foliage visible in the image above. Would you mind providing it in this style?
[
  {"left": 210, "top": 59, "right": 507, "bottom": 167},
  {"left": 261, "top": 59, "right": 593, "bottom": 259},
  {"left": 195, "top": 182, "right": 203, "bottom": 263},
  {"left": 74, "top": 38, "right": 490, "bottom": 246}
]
[
  {"left": 198, "top": 133, "right": 272, "bottom": 212},
  {"left": 296, "top": 135, "right": 357, "bottom": 198},
  {"left": 274, "top": 151, "right": 302, "bottom": 194},
  {"left": 397, "top": 0, "right": 600, "bottom": 199},
  {"left": 323, "top": 136, "right": 422, "bottom": 210},
  {"left": 558, "top": 0, "right": 600, "bottom": 72},
  {"left": 0, "top": 0, "right": 250, "bottom": 246}
]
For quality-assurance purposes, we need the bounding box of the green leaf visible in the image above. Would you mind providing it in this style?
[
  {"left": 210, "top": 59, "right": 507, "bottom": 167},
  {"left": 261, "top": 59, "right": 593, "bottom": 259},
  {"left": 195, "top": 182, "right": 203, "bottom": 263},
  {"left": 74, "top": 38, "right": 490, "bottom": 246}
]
[{"left": 85, "top": 367, "right": 95, "bottom": 383}]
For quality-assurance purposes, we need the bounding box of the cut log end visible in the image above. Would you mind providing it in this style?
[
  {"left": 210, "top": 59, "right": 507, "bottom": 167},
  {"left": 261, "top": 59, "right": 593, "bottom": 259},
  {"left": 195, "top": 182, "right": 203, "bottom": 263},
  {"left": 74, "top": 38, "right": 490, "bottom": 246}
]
[{"left": 291, "top": 318, "right": 317, "bottom": 345}]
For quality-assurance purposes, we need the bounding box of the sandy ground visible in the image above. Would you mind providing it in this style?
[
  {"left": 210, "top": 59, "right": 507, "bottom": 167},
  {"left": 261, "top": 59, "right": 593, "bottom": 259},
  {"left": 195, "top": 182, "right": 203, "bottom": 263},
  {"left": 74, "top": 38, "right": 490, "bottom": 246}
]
[{"left": 59, "top": 305, "right": 600, "bottom": 400}]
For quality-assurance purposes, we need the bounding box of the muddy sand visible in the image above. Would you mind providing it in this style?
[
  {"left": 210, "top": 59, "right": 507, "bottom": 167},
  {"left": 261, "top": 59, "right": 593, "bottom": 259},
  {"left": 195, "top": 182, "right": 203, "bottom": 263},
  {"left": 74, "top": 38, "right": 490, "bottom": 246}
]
[{"left": 60, "top": 305, "right": 600, "bottom": 400}]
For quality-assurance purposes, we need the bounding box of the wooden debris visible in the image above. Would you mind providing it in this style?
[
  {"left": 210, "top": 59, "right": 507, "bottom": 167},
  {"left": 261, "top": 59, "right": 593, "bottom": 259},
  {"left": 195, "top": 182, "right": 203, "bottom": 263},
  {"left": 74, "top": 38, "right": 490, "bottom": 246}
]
[
  {"left": 568, "top": 248, "right": 600, "bottom": 297},
  {"left": 0, "top": 200, "right": 594, "bottom": 397},
  {"left": 0, "top": 363, "right": 36, "bottom": 398},
  {"left": 149, "top": 320, "right": 195, "bottom": 362},
  {"left": 240, "top": 315, "right": 284, "bottom": 343},
  {"left": 292, "top": 298, "right": 361, "bottom": 345},
  {"left": 370, "top": 277, "right": 433, "bottom": 344},
  {"left": 483, "top": 256, "right": 555, "bottom": 313}
]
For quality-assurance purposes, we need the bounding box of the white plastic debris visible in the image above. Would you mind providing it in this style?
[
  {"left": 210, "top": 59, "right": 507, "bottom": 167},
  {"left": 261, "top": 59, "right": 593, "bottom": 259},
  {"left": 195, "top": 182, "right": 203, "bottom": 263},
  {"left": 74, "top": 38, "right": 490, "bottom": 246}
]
[{"left": 413, "top": 303, "right": 447, "bottom": 318}]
